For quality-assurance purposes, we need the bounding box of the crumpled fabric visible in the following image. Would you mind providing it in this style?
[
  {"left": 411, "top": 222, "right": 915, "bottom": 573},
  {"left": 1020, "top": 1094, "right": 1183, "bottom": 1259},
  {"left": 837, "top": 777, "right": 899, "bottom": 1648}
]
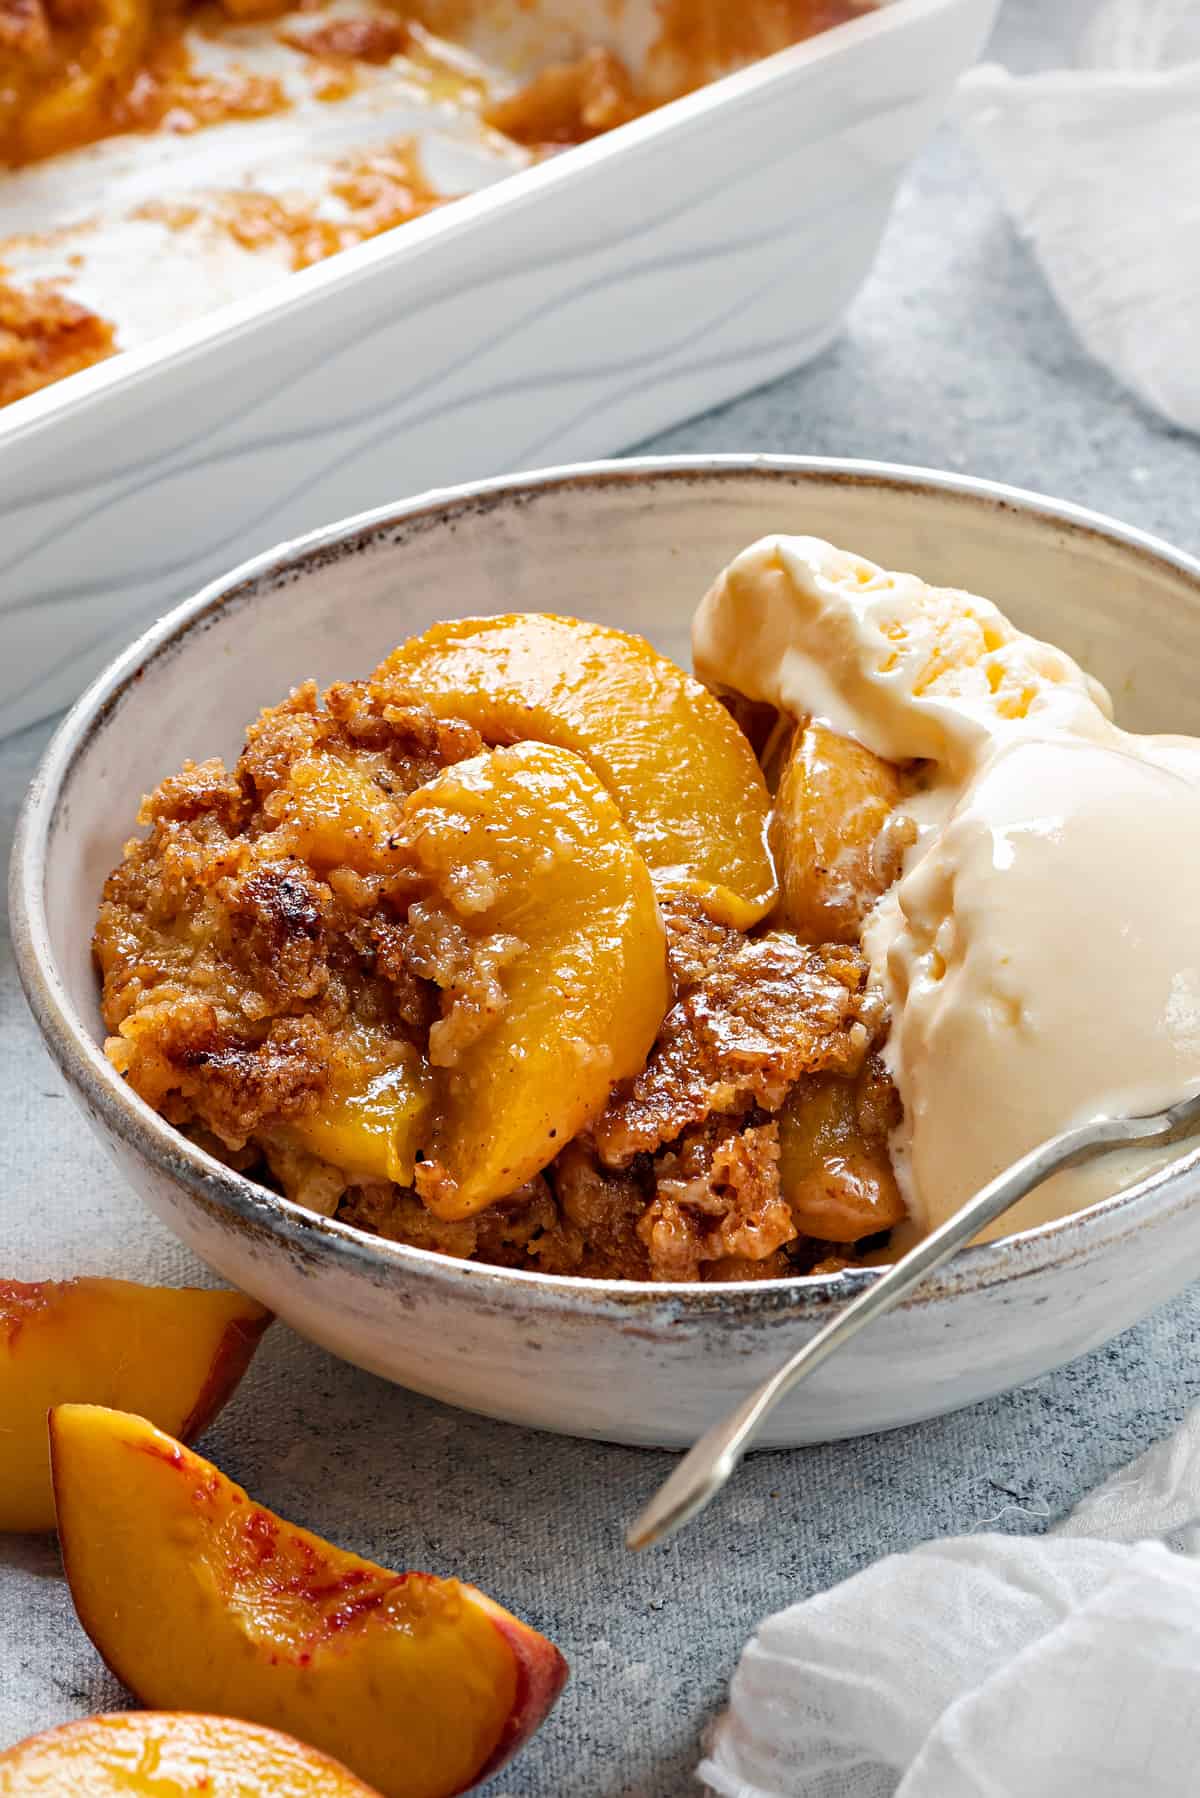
[
  {"left": 698, "top": 1405, "right": 1200, "bottom": 1797},
  {"left": 955, "top": 0, "right": 1200, "bottom": 431}
]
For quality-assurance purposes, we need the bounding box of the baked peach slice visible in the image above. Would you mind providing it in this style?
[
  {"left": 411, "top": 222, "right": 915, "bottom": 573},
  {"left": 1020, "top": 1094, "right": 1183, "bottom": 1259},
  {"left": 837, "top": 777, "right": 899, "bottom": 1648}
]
[
  {"left": 402, "top": 741, "right": 669, "bottom": 1217},
  {"left": 285, "top": 1038, "right": 431, "bottom": 1187},
  {"left": 769, "top": 722, "right": 913, "bottom": 943},
  {"left": 374, "top": 613, "right": 776, "bottom": 927},
  {"left": 51, "top": 1406, "right": 568, "bottom": 1798},
  {"left": 778, "top": 1074, "right": 907, "bottom": 1243},
  {"left": 16, "top": 0, "right": 152, "bottom": 163},
  {"left": 0, "top": 1713, "right": 381, "bottom": 1796},
  {"left": 0, "top": 1279, "right": 269, "bottom": 1532}
]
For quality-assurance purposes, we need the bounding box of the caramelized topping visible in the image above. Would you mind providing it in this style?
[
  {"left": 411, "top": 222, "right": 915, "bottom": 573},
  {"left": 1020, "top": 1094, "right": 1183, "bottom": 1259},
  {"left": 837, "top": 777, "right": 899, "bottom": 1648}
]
[
  {"left": 134, "top": 139, "right": 448, "bottom": 273},
  {"left": 481, "top": 46, "right": 636, "bottom": 147},
  {"left": 646, "top": 0, "right": 872, "bottom": 96},
  {"left": 95, "top": 619, "right": 904, "bottom": 1284},
  {"left": 595, "top": 933, "right": 879, "bottom": 1167},
  {"left": 278, "top": 13, "right": 409, "bottom": 63},
  {"left": 0, "top": 278, "right": 115, "bottom": 406}
]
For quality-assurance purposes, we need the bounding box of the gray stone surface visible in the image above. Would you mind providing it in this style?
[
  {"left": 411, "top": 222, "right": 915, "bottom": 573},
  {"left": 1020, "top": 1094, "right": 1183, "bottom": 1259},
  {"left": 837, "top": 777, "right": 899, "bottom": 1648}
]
[{"left": 4, "top": 3, "right": 1200, "bottom": 1792}]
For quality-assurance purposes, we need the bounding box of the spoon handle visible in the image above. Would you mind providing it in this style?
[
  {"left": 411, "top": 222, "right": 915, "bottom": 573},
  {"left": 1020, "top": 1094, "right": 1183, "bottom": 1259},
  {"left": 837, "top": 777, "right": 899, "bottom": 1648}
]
[{"left": 625, "top": 1111, "right": 1159, "bottom": 1551}]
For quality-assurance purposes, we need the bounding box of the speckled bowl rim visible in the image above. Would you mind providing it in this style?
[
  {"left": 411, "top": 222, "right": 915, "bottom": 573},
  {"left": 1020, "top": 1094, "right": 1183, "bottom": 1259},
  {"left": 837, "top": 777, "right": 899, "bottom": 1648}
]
[{"left": 13, "top": 453, "right": 1200, "bottom": 1321}]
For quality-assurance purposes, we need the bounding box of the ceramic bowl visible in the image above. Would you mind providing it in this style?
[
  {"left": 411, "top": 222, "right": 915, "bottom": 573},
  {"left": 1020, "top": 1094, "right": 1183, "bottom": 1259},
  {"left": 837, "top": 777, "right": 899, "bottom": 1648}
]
[{"left": 13, "top": 456, "right": 1200, "bottom": 1449}]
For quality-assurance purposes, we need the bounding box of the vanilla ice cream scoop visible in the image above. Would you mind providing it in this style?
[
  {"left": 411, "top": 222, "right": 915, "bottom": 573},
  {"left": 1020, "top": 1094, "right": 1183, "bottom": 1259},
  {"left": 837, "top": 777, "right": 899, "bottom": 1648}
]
[
  {"left": 694, "top": 534, "right": 1200, "bottom": 1239},
  {"left": 692, "top": 535, "right": 1114, "bottom": 777}
]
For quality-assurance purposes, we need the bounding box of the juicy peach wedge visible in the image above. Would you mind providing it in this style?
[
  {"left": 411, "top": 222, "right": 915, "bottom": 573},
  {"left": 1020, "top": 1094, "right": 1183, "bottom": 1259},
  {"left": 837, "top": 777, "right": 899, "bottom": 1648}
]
[
  {"left": 285, "top": 1041, "right": 431, "bottom": 1187},
  {"left": 50, "top": 1407, "right": 568, "bottom": 1798},
  {"left": 778, "top": 1075, "right": 907, "bottom": 1243},
  {"left": 0, "top": 1713, "right": 381, "bottom": 1796},
  {"left": 769, "top": 721, "right": 911, "bottom": 943},
  {"left": 0, "top": 1279, "right": 269, "bottom": 1532},
  {"left": 373, "top": 613, "right": 776, "bottom": 927},
  {"left": 15, "top": 0, "right": 152, "bottom": 163},
  {"left": 403, "top": 741, "right": 669, "bottom": 1217}
]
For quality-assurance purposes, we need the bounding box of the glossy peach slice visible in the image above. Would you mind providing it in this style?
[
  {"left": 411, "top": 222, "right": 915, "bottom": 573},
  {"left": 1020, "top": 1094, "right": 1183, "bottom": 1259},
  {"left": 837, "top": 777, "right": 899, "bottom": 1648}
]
[
  {"left": 0, "top": 1713, "right": 381, "bottom": 1796},
  {"left": 0, "top": 1280, "right": 269, "bottom": 1532},
  {"left": 51, "top": 1406, "right": 568, "bottom": 1798},
  {"left": 778, "top": 1075, "right": 907, "bottom": 1243},
  {"left": 285, "top": 1042, "right": 431, "bottom": 1187},
  {"left": 18, "top": 0, "right": 152, "bottom": 162},
  {"left": 374, "top": 613, "right": 776, "bottom": 926},
  {"left": 403, "top": 742, "right": 669, "bottom": 1217},
  {"left": 769, "top": 722, "right": 911, "bottom": 943}
]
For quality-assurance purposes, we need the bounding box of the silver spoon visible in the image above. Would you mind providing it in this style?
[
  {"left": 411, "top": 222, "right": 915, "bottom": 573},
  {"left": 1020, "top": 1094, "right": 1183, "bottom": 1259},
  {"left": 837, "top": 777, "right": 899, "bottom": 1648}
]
[{"left": 627, "top": 1086, "right": 1200, "bottom": 1552}]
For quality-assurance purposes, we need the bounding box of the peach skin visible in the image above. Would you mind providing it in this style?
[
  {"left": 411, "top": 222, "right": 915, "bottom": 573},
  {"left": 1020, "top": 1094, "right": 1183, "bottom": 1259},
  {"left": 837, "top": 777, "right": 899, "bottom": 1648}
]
[
  {"left": 0, "top": 1279, "right": 269, "bottom": 1532},
  {"left": 0, "top": 1713, "right": 382, "bottom": 1796},
  {"left": 403, "top": 742, "right": 669, "bottom": 1217},
  {"left": 50, "top": 1406, "right": 569, "bottom": 1798},
  {"left": 373, "top": 613, "right": 776, "bottom": 927}
]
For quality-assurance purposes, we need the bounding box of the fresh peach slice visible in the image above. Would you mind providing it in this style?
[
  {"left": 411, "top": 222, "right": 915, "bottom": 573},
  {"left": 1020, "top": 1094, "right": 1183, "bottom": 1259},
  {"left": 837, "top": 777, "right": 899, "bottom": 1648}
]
[
  {"left": 769, "top": 722, "right": 911, "bottom": 943},
  {"left": 50, "top": 1406, "right": 568, "bottom": 1798},
  {"left": 373, "top": 613, "right": 776, "bottom": 927},
  {"left": 403, "top": 742, "right": 668, "bottom": 1217},
  {"left": 0, "top": 1280, "right": 269, "bottom": 1532},
  {"left": 0, "top": 1713, "right": 381, "bottom": 1796}
]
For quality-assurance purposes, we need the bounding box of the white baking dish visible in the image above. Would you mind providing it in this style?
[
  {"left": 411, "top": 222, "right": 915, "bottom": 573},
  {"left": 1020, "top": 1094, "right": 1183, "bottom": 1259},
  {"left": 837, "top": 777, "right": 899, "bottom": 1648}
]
[{"left": 1, "top": 0, "right": 997, "bottom": 733}]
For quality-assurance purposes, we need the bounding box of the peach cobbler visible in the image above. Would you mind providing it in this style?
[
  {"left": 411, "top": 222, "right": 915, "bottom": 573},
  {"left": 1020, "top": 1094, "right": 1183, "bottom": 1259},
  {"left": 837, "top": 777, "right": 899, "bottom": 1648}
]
[
  {"left": 95, "top": 529, "right": 1200, "bottom": 1276},
  {"left": 95, "top": 610, "right": 912, "bottom": 1283}
]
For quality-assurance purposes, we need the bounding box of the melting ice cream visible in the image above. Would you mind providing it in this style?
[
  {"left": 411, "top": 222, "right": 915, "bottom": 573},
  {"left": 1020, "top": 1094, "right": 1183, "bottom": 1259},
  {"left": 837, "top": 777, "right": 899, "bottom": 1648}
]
[{"left": 694, "top": 534, "right": 1200, "bottom": 1239}]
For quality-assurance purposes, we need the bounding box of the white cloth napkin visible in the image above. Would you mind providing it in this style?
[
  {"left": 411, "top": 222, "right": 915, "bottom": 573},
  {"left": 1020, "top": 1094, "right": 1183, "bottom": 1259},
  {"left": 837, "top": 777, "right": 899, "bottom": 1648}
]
[
  {"left": 955, "top": 0, "right": 1200, "bottom": 432},
  {"left": 697, "top": 1405, "right": 1200, "bottom": 1797}
]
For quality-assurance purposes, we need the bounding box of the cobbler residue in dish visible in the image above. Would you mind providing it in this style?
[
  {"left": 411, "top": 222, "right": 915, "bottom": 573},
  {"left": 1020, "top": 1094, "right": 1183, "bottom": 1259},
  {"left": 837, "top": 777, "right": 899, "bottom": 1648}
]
[{"left": 1, "top": 0, "right": 875, "bottom": 406}]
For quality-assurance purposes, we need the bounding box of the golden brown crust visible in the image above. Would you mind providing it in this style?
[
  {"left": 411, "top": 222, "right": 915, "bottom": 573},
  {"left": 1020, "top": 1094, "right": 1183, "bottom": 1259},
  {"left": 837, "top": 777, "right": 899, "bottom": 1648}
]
[
  {"left": 639, "top": 1117, "right": 793, "bottom": 1282},
  {"left": 659, "top": 892, "right": 743, "bottom": 995},
  {"left": 594, "top": 932, "right": 879, "bottom": 1167},
  {"left": 402, "top": 901, "right": 523, "bottom": 1069},
  {"left": 543, "top": 1139, "right": 650, "bottom": 1280},
  {"left": 94, "top": 681, "right": 482, "bottom": 1150},
  {"left": 95, "top": 658, "right": 905, "bottom": 1284}
]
